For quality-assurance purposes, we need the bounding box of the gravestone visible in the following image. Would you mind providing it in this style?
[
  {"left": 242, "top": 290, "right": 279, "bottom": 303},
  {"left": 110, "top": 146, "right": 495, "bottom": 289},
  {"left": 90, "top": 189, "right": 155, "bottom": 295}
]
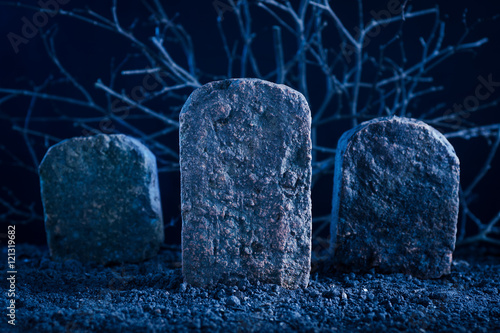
[
  {"left": 180, "top": 78, "right": 312, "bottom": 289},
  {"left": 39, "top": 134, "right": 164, "bottom": 264},
  {"left": 331, "top": 116, "right": 460, "bottom": 278}
]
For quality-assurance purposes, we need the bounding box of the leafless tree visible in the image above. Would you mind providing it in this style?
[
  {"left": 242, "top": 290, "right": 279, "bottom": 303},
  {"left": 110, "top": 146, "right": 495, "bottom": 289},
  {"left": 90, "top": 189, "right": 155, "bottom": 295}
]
[{"left": 0, "top": 0, "right": 499, "bottom": 248}]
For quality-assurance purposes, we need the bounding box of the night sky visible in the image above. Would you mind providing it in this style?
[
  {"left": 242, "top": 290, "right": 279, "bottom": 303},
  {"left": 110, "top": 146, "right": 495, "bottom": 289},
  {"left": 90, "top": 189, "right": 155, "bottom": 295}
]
[{"left": 0, "top": 0, "right": 499, "bottom": 246}]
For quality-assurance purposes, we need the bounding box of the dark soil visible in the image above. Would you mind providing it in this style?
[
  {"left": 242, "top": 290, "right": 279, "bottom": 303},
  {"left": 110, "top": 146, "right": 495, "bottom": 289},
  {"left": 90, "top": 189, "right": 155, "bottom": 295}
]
[{"left": 2, "top": 244, "right": 499, "bottom": 332}]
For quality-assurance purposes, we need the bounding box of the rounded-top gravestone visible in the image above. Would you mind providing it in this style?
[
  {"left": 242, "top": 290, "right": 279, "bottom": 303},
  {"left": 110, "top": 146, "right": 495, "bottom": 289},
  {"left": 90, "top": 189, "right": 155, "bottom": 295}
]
[
  {"left": 39, "top": 134, "right": 164, "bottom": 264},
  {"left": 331, "top": 116, "right": 460, "bottom": 278},
  {"left": 180, "top": 78, "right": 312, "bottom": 289}
]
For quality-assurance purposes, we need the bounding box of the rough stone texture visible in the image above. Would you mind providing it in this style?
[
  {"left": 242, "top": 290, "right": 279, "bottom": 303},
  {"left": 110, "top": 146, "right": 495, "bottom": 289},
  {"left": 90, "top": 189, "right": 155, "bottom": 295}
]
[
  {"left": 39, "top": 134, "right": 164, "bottom": 264},
  {"left": 331, "top": 116, "right": 460, "bottom": 279},
  {"left": 180, "top": 78, "right": 312, "bottom": 289}
]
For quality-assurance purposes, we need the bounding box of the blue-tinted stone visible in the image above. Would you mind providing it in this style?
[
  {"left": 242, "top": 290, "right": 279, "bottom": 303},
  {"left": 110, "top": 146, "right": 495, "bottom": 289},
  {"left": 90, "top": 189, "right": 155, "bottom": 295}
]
[
  {"left": 39, "top": 134, "right": 164, "bottom": 264},
  {"left": 331, "top": 116, "right": 459, "bottom": 278}
]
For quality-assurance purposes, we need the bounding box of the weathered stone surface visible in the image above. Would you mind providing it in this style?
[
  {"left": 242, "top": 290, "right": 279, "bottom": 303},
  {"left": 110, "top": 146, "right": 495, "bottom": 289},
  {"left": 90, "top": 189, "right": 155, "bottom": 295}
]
[
  {"left": 39, "top": 134, "right": 164, "bottom": 264},
  {"left": 180, "top": 79, "right": 312, "bottom": 289},
  {"left": 331, "top": 116, "right": 460, "bottom": 278}
]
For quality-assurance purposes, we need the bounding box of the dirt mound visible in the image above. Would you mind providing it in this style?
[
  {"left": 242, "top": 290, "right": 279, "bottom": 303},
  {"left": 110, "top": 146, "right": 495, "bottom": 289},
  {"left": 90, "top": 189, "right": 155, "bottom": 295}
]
[{"left": 1, "top": 244, "right": 499, "bottom": 332}]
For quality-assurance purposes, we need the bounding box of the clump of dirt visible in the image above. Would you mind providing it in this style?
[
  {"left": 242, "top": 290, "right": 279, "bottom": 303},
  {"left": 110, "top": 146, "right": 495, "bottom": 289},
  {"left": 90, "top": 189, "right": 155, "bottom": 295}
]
[{"left": 2, "top": 244, "right": 499, "bottom": 332}]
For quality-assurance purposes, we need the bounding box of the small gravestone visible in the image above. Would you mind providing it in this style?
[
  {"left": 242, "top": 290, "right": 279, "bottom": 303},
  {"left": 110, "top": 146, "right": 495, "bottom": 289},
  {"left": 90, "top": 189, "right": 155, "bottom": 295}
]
[
  {"left": 39, "top": 134, "right": 164, "bottom": 264},
  {"left": 331, "top": 116, "right": 459, "bottom": 278},
  {"left": 180, "top": 79, "right": 312, "bottom": 289}
]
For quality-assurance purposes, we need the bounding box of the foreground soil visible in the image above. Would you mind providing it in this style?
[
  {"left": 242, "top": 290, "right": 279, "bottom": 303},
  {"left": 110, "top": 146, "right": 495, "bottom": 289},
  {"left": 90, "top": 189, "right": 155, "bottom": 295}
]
[{"left": 1, "top": 244, "right": 499, "bottom": 332}]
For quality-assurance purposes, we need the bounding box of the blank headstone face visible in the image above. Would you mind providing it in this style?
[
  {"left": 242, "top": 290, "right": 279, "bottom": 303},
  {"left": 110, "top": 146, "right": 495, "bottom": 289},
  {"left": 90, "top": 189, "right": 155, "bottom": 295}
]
[
  {"left": 331, "top": 117, "right": 460, "bottom": 278},
  {"left": 180, "top": 79, "right": 312, "bottom": 289},
  {"left": 39, "top": 134, "right": 164, "bottom": 264}
]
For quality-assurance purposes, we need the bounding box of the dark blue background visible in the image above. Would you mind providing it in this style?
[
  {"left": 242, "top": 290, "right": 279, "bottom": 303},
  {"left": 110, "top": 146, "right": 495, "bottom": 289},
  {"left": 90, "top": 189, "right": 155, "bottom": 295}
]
[{"left": 0, "top": 0, "right": 499, "bottom": 245}]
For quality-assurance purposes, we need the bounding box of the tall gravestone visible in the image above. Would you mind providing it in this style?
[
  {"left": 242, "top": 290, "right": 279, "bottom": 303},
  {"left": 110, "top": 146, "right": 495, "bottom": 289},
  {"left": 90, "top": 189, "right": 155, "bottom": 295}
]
[
  {"left": 331, "top": 116, "right": 460, "bottom": 278},
  {"left": 39, "top": 134, "right": 164, "bottom": 264},
  {"left": 180, "top": 79, "right": 312, "bottom": 289}
]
